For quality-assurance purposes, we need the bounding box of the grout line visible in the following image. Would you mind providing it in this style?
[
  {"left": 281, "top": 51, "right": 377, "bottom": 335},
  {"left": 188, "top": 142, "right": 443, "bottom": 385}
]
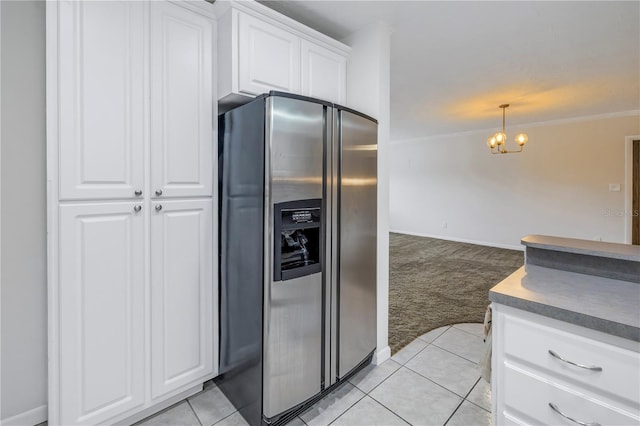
[
  {"left": 463, "top": 377, "right": 492, "bottom": 414},
  {"left": 442, "top": 398, "right": 466, "bottom": 426},
  {"left": 451, "top": 324, "right": 485, "bottom": 339},
  {"left": 429, "top": 341, "right": 481, "bottom": 365},
  {"left": 366, "top": 394, "right": 414, "bottom": 426},
  {"left": 402, "top": 363, "right": 479, "bottom": 400},
  {"left": 352, "top": 361, "right": 402, "bottom": 395},
  {"left": 442, "top": 376, "right": 482, "bottom": 426},
  {"left": 391, "top": 339, "right": 431, "bottom": 366},
  {"left": 304, "top": 383, "right": 367, "bottom": 426},
  {"left": 464, "top": 377, "right": 482, "bottom": 399},
  {"left": 186, "top": 399, "right": 203, "bottom": 426},
  {"left": 465, "top": 398, "right": 491, "bottom": 414},
  {"left": 443, "top": 377, "right": 484, "bottom": 425},
  {"left": 416, "top": 325, "right": 451, "bottom": 343},
  {"left": 211, "top": 410, "right": 239, "bottom": 426}
]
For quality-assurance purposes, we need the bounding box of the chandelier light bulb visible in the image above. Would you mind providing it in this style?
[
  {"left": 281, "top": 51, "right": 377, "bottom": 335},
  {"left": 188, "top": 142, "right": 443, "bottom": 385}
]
[
  {"left": 515, "top": 133, "right": 528, "bottom": 146},
  {"left": 495, "top": 132, "right": 506, "bottom": 145},
  {"left": 487, "top": 136, "right": 497, "bottom": 148}
]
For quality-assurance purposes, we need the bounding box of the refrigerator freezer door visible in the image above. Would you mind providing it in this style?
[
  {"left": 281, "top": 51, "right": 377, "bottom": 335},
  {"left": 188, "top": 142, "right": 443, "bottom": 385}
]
[
  {"left": 337, "top": 110, "right": 377, "bottom": 378},
  {"left": 263, "top": 95, "right": 326, "bottom": 419}
]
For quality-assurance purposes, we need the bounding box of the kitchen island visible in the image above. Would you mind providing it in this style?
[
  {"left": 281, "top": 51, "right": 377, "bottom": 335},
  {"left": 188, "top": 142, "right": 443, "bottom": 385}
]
[{"left": 489, "top": 235, "right": 640, "bottom": 426}]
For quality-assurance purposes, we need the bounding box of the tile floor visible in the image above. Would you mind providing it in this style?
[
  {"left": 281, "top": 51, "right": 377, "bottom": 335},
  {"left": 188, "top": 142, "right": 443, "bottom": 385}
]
[{"left": 137, "top": 323, "right": 491, "bottom": 426}]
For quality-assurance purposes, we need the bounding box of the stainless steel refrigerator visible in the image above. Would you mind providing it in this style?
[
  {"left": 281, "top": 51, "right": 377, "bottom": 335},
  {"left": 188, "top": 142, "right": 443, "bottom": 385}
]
[{"left": 217, "top": 92, "right": 377, "bottom": 426}]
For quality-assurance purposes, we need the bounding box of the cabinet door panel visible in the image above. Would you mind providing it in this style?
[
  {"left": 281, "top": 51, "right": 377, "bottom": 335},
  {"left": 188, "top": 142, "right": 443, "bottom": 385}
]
[
  {"left": 150, "top": 2, "right": 213, "bottom": 198},
  {"left": 150, "top": 199, "right": 213, "bottom": 398},
  {"left": 301, "top": 40, "right": 346, "bottom": 104},
  {"left": 58, "top": 1, "right": 145, "bottom": 200},
  {"left": 238, "top": 12, "right": 301, "bottom": 95},
  {"left": 59, "top": 202, "right": 145, "bottom": 425}
]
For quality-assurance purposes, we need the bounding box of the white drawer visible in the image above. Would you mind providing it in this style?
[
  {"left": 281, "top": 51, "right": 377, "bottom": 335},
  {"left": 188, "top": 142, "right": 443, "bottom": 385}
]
[
  {"left": 503, "top": 312, "right": 640, "bottom": 408},
  {"left": 502, "top": 363, "right": 639, "bottom": 426}
]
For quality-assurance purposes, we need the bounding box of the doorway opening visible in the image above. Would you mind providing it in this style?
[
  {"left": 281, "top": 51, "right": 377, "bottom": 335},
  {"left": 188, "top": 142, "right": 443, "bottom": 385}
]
[
  {"left": 627, "top": 135, "right": 640, "bottom": 245},
  {"left": 633, "top": 139, "right": 639, "bottom": 244}
]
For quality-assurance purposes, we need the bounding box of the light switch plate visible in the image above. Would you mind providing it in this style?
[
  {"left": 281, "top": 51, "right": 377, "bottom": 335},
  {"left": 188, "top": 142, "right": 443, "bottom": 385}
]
[{"left": 609, "top": 183, "right": 621, "bottom": 192}]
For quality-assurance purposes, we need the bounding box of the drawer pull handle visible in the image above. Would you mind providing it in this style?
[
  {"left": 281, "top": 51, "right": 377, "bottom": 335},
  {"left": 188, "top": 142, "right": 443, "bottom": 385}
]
[
  {"left": 548, "top": 350, "right": 603, "bottom": 371},
  {"left": 549, "top": 403, "right": 601, "bottom": 426}
]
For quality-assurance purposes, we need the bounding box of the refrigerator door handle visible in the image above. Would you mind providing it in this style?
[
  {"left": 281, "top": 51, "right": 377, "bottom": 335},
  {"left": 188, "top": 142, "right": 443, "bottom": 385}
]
[{"left": 329, "top": 108, "right": 340, "bottom": 387}]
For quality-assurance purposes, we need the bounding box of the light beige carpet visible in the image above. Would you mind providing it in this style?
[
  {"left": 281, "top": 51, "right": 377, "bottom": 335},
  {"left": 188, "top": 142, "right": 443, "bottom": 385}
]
[{"left": 389, "top": 233, "right": 523, "bottom": 354}]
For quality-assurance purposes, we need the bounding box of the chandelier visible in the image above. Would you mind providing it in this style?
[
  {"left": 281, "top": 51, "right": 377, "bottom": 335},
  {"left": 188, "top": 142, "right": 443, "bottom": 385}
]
[{"left": 487, "top": 104, "right": 528, "bottom": 154}]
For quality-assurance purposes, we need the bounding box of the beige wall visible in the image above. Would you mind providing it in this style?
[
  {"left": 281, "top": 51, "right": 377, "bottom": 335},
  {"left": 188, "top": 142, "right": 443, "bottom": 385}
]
[
  {"left": 1, "top": 1, "right": 48, "bottom": 423},
  {"left": 389, "top": 113, "right": 640, "bottom": 249}
]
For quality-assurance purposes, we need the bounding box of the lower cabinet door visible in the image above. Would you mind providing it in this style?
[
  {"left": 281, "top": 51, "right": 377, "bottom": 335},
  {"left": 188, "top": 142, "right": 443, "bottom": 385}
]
[
  {"left": 58, "top": 202, "right": 145, "bottom": 425},
  {"left": 150, "top": 199, "right": 214, "bottom": 399}
]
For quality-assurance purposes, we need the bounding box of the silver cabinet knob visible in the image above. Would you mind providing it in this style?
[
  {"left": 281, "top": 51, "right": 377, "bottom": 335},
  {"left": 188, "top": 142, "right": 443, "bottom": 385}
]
[
  {"left": 155, "top": 189, "right": 163, "bottom": 196},
  {"left": 134, "top": 189, "right": 142, "bottom": 196},
  {"left": 134, "top": 205, "right": 142, "bottom": 213},
  {"left": 155, "top": 204, "right": 163, "bottom": 211}
]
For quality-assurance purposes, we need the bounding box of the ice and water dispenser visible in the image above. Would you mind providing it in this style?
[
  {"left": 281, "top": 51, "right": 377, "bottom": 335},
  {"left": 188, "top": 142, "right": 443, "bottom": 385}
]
[{"left": 274, "top": 199, "right": 322, "bottom": 281}]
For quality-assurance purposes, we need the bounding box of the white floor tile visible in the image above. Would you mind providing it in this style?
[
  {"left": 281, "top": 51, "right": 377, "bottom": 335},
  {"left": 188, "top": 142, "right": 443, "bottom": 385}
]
[
  {"left": 406, "top": 345, "right": 479, "bottom": 397},
  {"left": 331, "top": 396, "right": 409, "bottom": 426},
  {"left": 213, "top": 411, "right": 249, "bottom": 426},
  {"left": 452, "top": 322, "right": 484, "bottom": 338},
  {"left": 136, "top": 402, "right": 200, "bottom": 426},
  {"left": 466, "top": 378, "right": 491, "bottom": 412},
  {"left": 349, "top": 359, "right": 401, "bottom": 393},
  {"left": 189, "top": 386, "right": 237, "bottom": 426},
  {"left": 300, "top": 382, "right": 365, "bottom": 426},
  {"left": 370, "top": 367, "right": 462, "bottom": 426},
  {"left": 417, "top": 326, "right": 450, "bottom": 344},
  {"left": 391, "top": 339, "right": 429, "bottom": 365},
  {"left": 432, "top": 326, "right": 485, "bottom": 364},
  {"left": 445, "top": 401, "right": 490, "bottom": 426}
]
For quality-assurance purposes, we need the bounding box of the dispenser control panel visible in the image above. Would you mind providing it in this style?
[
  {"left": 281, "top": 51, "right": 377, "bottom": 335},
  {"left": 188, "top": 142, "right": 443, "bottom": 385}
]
[{"left": 274, "top": 199, "right": 322, "bottom": 281}]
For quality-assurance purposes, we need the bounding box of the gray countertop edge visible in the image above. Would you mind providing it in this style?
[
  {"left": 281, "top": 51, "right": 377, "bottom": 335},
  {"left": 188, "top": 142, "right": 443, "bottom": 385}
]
[
  {"left": 489, "top": 290, "right": 640, "bottom": 342},
  {"left": 521, "top": 235, "right": 640, "bottom": 262}
]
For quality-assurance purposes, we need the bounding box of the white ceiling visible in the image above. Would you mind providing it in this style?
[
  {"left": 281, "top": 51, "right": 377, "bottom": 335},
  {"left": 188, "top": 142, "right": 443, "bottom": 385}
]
[{"left": 258, "top": 1, "right": 640, "bottom": 141}]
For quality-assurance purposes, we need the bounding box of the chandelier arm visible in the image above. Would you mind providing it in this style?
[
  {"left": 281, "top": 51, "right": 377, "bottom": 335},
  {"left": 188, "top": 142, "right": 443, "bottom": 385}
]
[{"left": 502, "top": 106, "right": 506, "bottom": 133}]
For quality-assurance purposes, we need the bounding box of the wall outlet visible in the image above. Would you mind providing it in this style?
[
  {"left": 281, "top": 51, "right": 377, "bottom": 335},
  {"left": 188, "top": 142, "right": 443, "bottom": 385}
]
[
  {"left": 609, "top": 183, "right": 621, "bottom": 192},
  {"left": 442, "top": 222, "right": 448, "bottom": 229}
]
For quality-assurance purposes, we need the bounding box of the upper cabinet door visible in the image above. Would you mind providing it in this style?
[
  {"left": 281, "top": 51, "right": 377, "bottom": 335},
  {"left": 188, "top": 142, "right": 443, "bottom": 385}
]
[
  {"left": 301, "top": 40, "right": 347, "bottom": 104},
  {"left": 150, "top": 2, "right": 214, "bottom": 199},
  {"left": 58, "top": 1, "right": 145, "bottom": 201},
  {"left": 238, "top": 12, "right": 301, "bottom": 96},
  {"left": 58, "top": 202, "right": 145, "bottom": 425}
]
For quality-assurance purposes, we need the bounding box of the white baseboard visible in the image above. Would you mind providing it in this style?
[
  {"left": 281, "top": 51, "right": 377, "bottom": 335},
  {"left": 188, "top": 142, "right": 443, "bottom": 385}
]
[
  {"left": 1, "top": 404, "right": 47, "bottom": 426},
  {"left": 389, "top": 229, "right": 524, "bottom": 251},
  {"left": 374, "top": 346, "right": 391, "bottom": 365}
]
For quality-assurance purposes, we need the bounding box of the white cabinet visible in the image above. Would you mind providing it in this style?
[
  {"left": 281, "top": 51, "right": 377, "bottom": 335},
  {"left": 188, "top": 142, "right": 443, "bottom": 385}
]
[
  {"left": 237, "top": 11, "right": 301, "bottom": 96},
  {"left": 58, "top": 202, "right": 146, "bottom": 425},
  {"left": 58, "top": 1, "right": 145, "bottom": 201},
  {"left": 48, "top": 1, "right": 217, "bottom": 424},
  {"left": 59, "top": 1, "right": 214, "bottom": 201},
  {"left": 301, "top": 40, "right": 346, "bottom": 104},
  {"left": 215, "top": 1, "right": 349, "bottom": 105},
  {"left": 150, "top": 199, "right": 214, "bottom": 399},
  {"left": 150, "top": 2, "right": 214, "bottom": 198},
  {"left": 492, "top": 304, "right": 640, "bottom": 426}
]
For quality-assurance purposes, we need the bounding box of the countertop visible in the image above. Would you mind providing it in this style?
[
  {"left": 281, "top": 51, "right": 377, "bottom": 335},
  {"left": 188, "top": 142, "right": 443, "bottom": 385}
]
[
  {"left": 489, "top": 264, "right": 640, "bottom": 342},
  {"left": 522, "top": 234, "right": 640, "bottom": 262}
]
